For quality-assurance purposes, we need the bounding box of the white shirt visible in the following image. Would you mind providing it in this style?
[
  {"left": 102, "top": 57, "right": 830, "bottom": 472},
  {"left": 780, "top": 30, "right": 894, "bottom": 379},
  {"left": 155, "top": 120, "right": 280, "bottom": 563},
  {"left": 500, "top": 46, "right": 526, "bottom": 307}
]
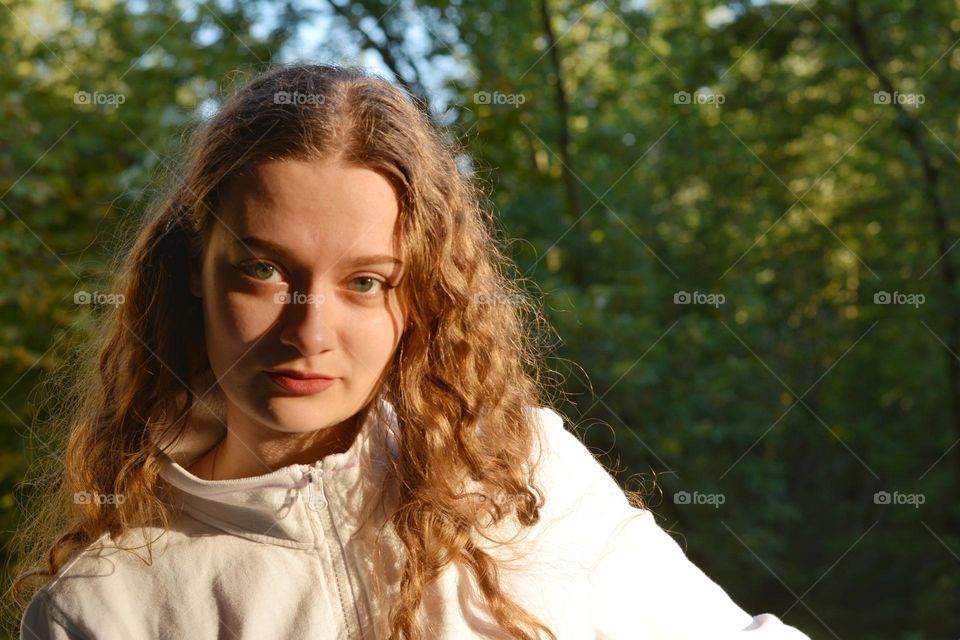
[{"left": 21, "top": 398, "right": 812, "bottom": 639}]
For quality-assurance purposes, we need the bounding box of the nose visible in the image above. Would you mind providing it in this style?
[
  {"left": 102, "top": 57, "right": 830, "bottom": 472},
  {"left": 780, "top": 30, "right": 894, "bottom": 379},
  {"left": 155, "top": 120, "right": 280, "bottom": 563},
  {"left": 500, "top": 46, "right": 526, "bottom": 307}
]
[{"left": 277, "top": 285, "right": 336, "bottom": 355}]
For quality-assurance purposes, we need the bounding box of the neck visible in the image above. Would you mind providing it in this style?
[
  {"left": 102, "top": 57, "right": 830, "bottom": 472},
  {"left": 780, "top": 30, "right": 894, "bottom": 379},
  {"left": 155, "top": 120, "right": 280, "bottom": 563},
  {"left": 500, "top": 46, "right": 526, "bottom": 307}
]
[{"left": 191, "top": 411, "right": 365, "bottom": 481}]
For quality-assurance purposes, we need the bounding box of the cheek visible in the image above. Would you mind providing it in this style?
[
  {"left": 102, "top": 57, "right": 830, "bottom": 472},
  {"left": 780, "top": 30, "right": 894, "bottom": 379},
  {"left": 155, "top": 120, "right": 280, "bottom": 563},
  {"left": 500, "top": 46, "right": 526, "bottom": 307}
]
[
  {"left": 204, "top": 265, "right": 281, "bottom": 348},
  {"left": 343, "top": 310, "right": 402, "bottom": 371},
  {"left": 221, "top": 292, "right": 281, "bottom": 339}
]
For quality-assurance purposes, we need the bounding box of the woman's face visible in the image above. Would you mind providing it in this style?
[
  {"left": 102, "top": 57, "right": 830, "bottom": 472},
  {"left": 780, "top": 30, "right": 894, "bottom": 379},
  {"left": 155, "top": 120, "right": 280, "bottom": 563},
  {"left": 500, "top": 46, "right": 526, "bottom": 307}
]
[{"left": 190, "top": 158, "right": 407, "bottom": 440}]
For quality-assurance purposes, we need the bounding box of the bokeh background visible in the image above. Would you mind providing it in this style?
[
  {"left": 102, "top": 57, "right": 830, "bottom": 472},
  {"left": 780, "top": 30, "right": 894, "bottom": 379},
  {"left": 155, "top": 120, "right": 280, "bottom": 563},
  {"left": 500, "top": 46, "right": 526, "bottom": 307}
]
[{"left": 2, "top": 0, "right": 959, "bottom": 638}]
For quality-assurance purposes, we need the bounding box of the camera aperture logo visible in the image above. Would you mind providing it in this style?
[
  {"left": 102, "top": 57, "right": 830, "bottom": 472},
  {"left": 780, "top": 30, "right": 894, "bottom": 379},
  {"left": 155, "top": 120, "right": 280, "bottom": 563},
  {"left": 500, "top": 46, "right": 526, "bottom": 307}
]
[
  {"left": 873, "top": 290, "right": 924, "bottom": 308},
  {"left": 673, "top": 90, "right": 725, "bottom": 108},
  {"left": 473, "top": 91, "right": 526, "bottom": 108},
  {"left": 73, "top": 90, "right": 126, "bottom": 107},
  {"left": 74, "top": 491, "right": 125, "bottom": 506},
  {"left": 674, "top": 290, "right": 725, "bottom": 308},
  {"left": 674, "top": 490, "right": 725, "bottom": 508},
  {"left": 873, "top": 490, "right": 924, "bottom": 508},
  {"left": 74, "top": 290, "right": 125, "bottom": 307},
  {"left": 473, "top": 291, "right": 523, "bottom": 305},
  {"left": 274, "top": 91, "right": 325, "bottom": 105},
  {"left": 874, "top": 91, "right": 925, "bottom": 109},
  {"left": 274, "top": 291, "right": 325, "bottom": 306}
]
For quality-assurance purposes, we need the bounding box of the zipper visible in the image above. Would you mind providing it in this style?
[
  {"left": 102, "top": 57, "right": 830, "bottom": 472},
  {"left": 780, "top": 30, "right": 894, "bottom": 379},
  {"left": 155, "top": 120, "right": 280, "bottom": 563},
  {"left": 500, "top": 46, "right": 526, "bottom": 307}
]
[{"left": 303, "top": 463, "right": 366, "bottom": 638}]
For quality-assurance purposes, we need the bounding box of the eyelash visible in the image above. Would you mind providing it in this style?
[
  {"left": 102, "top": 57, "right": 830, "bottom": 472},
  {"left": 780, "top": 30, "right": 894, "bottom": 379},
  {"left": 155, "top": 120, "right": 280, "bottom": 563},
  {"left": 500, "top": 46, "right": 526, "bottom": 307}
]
[{"left": 233, "top": 261, "right": 394, "bottom": 297}]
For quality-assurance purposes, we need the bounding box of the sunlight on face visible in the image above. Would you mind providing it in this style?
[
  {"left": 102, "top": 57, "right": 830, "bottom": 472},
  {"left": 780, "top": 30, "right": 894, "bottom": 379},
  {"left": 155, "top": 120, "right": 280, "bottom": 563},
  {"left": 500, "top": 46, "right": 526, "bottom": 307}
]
[{"left": 191, "top": 158, "right": 406, "bottom": 438}]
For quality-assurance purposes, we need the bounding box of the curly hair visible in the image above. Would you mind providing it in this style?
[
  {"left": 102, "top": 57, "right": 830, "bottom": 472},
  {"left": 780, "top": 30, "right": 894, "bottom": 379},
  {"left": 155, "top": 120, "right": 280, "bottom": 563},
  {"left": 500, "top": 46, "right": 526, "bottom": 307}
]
[{"left": 8, "top": 62, "right": 567, "bottom": 639}]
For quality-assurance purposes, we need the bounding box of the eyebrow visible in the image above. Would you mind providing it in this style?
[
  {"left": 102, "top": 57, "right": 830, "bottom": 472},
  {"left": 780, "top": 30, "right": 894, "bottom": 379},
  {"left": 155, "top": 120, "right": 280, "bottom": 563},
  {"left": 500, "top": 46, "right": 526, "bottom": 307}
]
[{"left": 234, "top": 236, "right": 403, "bottom": 267}]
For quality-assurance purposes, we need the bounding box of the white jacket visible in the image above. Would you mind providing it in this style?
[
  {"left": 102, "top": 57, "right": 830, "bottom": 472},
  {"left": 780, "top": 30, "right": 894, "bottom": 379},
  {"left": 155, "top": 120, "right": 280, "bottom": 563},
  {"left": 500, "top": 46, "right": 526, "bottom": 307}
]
[{"left": 21, "top": 400, "right": 812, "bottom": 639}]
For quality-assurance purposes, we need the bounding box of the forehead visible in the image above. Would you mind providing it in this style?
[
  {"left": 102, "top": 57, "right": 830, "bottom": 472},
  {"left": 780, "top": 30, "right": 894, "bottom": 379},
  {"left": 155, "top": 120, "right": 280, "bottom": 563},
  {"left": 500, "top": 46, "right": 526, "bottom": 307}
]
[{"left": 212, "top": 159, "right": 402, "bottom": 254}]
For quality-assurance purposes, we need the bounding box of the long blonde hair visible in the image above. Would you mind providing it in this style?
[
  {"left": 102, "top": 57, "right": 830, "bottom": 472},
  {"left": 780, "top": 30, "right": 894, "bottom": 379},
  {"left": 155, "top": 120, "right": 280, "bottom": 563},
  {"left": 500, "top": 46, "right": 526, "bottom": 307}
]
[{"left": 9, "top": 62, "right": 565, "bottom": 639}]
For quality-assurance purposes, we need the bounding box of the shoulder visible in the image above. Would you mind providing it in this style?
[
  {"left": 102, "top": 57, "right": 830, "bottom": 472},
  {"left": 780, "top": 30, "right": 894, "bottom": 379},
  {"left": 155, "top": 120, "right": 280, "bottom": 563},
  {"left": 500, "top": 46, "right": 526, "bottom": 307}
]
[
  {"left": 20, "top": 585, "right": 82, "bottom": 640},
  {"left": 20, "top": 530, "right": 158, "bottom": 640},
  {"left": 500, "top": 405, "right": 650, "bottom": 563},
  {"left": 25, "top": 527, "right": 170, "bottom": 601},
  {"left": 526, "top": 405, "right": 637, "bottom": 517},
  {"left": 527, "top": 405, "right": 614, "bottom": 475},
  {"left": 19, "top": 518, "right": 221, "bottom": 639},
  {"left": 525, "top": 408, "right": 812, "bottom": 639}
]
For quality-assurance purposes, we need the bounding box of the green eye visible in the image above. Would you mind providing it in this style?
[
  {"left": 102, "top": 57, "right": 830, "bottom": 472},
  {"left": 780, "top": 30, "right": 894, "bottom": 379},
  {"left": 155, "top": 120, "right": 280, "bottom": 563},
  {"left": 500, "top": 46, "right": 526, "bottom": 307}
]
[
  {"left": 251, "top": 263, "right": 275, "bottom": 280},
  {"left": 353, "top": 277, "right": 381, "bottom": 294},
  {"left": 236, "top": 262, "right": 279, "bottom": 281}
]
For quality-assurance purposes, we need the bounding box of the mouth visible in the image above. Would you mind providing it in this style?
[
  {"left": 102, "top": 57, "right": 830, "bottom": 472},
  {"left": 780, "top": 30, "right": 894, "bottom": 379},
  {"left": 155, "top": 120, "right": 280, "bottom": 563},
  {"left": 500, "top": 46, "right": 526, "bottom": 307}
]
[
  {"left": 265, "top": 371, "right": 338, "bottom": 395},
  {"left": 266, "top": 369, "right": 335, "bottom": 380}
]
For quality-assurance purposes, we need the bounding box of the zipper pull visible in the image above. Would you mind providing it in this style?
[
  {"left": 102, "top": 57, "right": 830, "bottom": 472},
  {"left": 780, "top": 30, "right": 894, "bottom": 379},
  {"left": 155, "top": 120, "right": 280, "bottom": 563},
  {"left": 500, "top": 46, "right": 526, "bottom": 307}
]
[{"left": 304, "top": 468, "right": 326, "bottom": 509}]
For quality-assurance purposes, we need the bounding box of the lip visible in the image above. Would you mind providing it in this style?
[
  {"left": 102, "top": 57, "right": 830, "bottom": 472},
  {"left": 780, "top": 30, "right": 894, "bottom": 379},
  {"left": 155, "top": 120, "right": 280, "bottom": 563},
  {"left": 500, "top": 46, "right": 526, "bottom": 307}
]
[
  {"left": 267, "top": 368, "right": 334, "bottom": 379},
  {"left": 266, "top": 371, "right": 337, "bottom": 395}
]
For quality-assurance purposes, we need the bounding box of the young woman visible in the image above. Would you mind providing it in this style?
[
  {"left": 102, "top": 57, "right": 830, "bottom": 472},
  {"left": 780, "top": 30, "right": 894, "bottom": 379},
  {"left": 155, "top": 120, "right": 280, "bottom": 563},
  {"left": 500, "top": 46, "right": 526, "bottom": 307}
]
[{"left": 12, "top": 63, "right": 812, "bottom": 639}]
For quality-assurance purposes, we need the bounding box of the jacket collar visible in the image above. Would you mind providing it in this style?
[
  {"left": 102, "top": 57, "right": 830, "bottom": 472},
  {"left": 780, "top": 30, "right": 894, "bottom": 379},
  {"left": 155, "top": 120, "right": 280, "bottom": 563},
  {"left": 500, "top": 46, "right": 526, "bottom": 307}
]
[{"left": 151, "top": 396, "right": 400, "bottom": 546}]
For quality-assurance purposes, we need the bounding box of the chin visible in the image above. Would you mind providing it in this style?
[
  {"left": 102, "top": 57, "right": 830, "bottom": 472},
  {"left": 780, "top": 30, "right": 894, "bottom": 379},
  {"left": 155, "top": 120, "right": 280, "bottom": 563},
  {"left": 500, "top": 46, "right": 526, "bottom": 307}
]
[{"left": 260, "top": 403, "right": 342, "bottom": 432}]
